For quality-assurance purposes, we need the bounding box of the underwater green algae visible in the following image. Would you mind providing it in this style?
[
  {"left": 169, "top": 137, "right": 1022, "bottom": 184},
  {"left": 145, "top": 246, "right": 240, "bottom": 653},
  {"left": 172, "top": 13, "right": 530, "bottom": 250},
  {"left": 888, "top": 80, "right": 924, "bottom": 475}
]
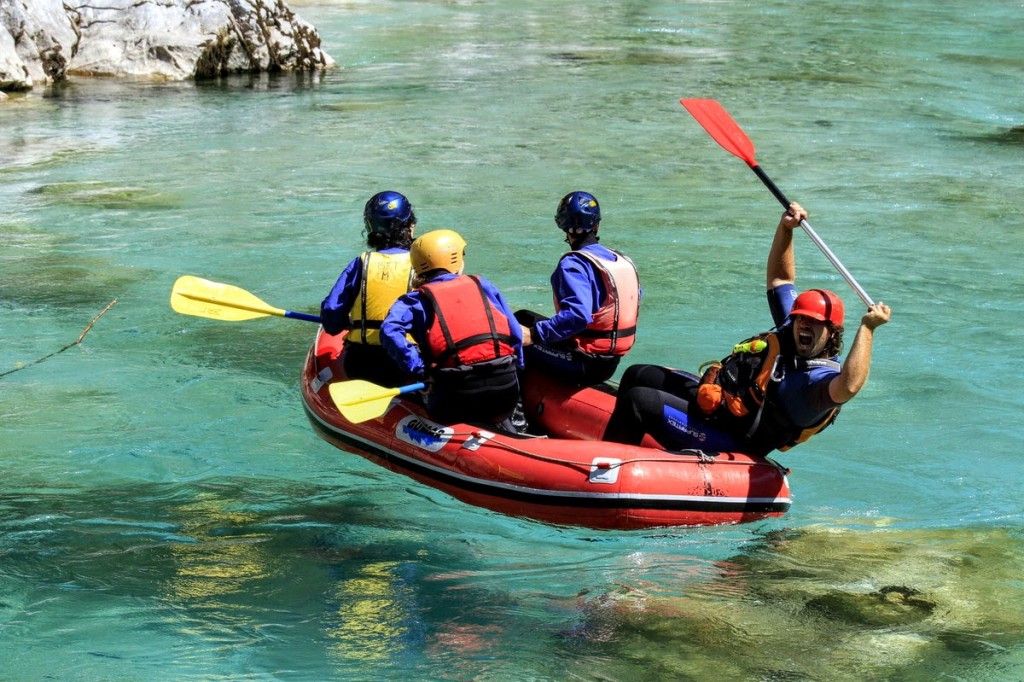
[
  {"left": 0, "top": 256, "right": 141, "bottom": 310},
  {"left": 27, "top": 181, "right": 181, "bottom": 211}
]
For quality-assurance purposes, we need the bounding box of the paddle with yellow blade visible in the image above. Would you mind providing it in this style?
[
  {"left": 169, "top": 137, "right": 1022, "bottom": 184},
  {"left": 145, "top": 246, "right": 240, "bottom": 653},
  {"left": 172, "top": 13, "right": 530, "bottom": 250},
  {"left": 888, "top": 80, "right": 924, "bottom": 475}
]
[
  {"left": 170, "top": 276, "right": 423, "bottom": 423},
  {"left": 170, "top": 275, "right": 322, "bottom": 323},
  {"left": 328, "top": 379, "right": 426, "bottom": 423}
]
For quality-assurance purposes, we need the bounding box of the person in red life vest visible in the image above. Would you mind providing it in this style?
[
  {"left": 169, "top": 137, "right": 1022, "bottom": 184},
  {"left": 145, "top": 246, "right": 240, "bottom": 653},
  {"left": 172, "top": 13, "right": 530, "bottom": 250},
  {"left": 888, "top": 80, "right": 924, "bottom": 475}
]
[
  {"left": 380, "top": 229, "right": 525, "bottom": 427},
  {"left": 604, "top": 203, "right": 891, "bottom": 456},
  {"left": 516, "top": 191, "right": 641, "bottom": 386},
  {"left": 320, "top": 191, "right": 416, "bottom": 387}
]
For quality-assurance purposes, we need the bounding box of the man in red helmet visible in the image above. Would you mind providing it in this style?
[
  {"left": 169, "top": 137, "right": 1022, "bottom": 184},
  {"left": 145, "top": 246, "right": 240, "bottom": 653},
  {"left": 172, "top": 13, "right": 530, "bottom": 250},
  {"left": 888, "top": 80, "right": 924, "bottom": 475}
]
[{"left": 604, "top": 203, "right": 891, "bottom": 455}]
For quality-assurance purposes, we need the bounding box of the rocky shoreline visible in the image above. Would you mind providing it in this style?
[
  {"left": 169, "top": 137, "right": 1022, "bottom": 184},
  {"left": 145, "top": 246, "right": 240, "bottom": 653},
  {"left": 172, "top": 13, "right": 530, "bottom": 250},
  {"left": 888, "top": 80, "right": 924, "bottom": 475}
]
[{"left": 0, "top": 0, "right": 336, "bottom": 95}]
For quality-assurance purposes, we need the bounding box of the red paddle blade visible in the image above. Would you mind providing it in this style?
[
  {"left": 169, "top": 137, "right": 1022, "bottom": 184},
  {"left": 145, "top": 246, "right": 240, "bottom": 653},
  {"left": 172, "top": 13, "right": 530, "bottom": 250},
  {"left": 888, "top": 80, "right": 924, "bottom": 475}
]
[{"left": 680, "top": 98, "right": 758, "bottom": 167}]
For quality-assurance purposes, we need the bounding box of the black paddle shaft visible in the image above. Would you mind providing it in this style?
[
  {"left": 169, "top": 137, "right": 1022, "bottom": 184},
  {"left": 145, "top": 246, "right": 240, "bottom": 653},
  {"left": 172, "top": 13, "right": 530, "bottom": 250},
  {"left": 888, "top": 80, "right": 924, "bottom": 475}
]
[{"left": 751, "top": 164, "right": 792, "bottom": 210}]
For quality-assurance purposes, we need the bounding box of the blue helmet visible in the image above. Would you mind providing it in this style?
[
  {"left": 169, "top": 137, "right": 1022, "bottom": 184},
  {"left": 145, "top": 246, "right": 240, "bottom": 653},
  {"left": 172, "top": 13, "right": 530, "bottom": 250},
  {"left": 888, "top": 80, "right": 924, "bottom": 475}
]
[
  {"left": 364, "top": 191, "right": 416, "bottom": 234},
  {"left": 555, "top": 191, "right": 601, "bottom": 234}
]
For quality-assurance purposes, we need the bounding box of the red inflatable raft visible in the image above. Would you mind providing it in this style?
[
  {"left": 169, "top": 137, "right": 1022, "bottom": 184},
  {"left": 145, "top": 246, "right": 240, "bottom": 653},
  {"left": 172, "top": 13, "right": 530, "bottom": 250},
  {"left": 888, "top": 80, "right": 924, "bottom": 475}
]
[{"left": 301, "top": 330, "right": 792, "bottom": 530}]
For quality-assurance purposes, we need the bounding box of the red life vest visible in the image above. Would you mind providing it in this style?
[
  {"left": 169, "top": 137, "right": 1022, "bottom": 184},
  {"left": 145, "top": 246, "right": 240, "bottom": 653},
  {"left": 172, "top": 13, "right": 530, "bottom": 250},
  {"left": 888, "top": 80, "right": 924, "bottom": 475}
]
[
  {"left": 418, "top": 275, "right": 517, "bottom": 368},
  {"left": 561, "top": 249, "right": 640, "bottom": 356}
]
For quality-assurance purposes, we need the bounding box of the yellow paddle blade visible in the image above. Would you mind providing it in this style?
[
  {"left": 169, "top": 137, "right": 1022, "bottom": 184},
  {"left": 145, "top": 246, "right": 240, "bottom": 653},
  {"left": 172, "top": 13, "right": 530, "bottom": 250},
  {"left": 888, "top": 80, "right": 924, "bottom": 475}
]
[
  {"left": 170, "top": 276, "right": 285, "bottom": 321},
  {"left": 328, "top": 380, "right": 403, "bottom": 424}
]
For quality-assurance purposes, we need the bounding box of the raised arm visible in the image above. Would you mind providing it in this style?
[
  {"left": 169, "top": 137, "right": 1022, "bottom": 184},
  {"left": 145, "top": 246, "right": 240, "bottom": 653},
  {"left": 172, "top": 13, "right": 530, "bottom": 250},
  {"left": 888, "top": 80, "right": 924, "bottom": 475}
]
[
  {"left": 766, "top": 203, "right": 806, "bottom": 290},
  {"left": 829, "top": 302, "right": 892, "bottom": 404}
]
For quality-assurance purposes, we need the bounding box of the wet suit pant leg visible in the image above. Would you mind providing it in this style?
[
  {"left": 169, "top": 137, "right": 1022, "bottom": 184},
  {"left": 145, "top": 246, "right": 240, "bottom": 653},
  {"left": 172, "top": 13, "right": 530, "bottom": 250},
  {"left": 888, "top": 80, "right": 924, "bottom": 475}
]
[{"left": 603, "top": 364, "right": 743, "bottom": 451}]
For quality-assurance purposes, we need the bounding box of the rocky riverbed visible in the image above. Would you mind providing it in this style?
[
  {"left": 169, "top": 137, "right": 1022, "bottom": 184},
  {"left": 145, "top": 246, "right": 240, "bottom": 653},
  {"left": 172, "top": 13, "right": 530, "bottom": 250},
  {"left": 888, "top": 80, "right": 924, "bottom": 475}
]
[{"left": 0, "top": 0, "right": 335, "bottom": 95}]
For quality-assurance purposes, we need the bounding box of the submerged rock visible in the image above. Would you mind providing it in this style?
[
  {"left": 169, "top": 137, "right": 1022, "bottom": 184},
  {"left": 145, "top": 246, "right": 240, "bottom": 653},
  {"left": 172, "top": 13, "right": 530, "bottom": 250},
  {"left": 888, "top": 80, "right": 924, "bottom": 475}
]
[
  {"left": 804, "top": 585, "right": 936, "bottom": 626},
  {"left": 0, "top": 0, "right": 335, "bottom": 92},
  {"left": 558, "top": 525, "right": 1024, "bottom": 680}
]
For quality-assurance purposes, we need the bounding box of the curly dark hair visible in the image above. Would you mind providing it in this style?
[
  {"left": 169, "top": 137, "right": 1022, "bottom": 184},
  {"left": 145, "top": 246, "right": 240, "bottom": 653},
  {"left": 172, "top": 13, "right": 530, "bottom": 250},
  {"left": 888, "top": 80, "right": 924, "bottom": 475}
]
[
  {"left": 824, "top": 324, "right": 845, "bottom": 358},
  {"left": 366, "top": 222, "right": 414, "bottom": 250}
]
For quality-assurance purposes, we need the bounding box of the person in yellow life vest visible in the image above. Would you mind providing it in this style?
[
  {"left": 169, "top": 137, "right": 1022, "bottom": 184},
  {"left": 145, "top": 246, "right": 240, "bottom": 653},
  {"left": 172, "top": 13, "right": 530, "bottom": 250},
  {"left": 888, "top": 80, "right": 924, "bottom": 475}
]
[
  {"left": 320, "top": 191, "right": 416, "bottom": 387},
  {"left": 380, "top": 230, "right": 525, "bottom": 428},
  {"left": 604, "top": 203, "right": 891, "bottom": 456},
  {"left": 516, "top": 191, "right": 641, "bottom": 386}
]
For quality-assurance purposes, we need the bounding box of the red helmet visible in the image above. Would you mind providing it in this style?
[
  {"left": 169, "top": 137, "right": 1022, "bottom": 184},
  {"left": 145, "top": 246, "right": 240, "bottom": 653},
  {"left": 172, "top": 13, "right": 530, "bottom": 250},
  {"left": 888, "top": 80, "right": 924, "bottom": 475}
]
[{"left": 790, "top": 289, "right": 844, "bottom": 326}]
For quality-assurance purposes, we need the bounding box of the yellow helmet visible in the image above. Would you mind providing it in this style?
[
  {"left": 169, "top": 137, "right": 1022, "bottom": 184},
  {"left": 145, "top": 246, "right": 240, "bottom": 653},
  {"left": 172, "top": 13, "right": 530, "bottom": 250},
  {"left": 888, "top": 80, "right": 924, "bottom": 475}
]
[{"left": 410, "top": 229, "right": 467, "bottom": 275}]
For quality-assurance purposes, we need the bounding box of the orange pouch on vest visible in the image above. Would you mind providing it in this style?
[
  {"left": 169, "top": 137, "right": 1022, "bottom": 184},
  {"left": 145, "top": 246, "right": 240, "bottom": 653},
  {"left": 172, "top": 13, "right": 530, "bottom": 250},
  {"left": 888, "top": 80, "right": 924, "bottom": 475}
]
[{"left": 697, "top": 365, "right": 722, "bottom": 414}]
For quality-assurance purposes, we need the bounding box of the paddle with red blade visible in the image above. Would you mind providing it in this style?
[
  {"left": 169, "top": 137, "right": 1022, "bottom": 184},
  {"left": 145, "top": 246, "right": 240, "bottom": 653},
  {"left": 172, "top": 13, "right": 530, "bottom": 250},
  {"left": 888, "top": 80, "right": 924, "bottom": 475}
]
[{"left": 680, "top": 98, "right": 874, "bottom": 307}]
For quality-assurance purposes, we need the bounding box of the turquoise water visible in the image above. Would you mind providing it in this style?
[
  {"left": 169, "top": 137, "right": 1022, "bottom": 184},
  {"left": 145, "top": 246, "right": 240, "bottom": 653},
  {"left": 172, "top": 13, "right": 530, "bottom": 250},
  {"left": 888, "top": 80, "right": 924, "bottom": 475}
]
[{"left": 2, "top": 0, "right": 1023, "bottom": 678}]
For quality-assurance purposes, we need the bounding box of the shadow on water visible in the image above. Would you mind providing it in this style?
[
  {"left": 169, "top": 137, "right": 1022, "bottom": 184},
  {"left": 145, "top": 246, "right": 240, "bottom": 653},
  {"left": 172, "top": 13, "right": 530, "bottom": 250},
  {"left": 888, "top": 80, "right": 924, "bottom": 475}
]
[
  {"left": 2, "top": 478, "right": 1023, "bottom": 679},
  {"left": 972, "top": 125, "right": 1024, "bottom": 147},
  {"left": 0, "top": 477, "right": 558, "bottom": 677},
  {"left": 172, "top": 321, "right": 314, "bottom": 385}
]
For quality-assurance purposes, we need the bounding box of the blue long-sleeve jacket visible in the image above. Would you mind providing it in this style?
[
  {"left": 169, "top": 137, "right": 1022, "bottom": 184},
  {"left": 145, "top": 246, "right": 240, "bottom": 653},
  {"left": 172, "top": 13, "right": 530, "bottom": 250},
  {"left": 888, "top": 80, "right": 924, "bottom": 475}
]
[
  {"left": 381, "top": 272, "right": 525, "bottom": 380},
  {"left": 533, "top": 241, "right": 641, "bottom": 345}
]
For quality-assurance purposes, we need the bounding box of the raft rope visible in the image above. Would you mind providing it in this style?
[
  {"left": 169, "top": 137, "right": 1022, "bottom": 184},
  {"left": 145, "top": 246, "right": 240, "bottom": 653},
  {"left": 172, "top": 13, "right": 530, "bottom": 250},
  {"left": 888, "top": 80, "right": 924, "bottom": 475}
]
[
  {"left": 0, "top": 299, "right": 117, "bottom": 379},
  {"left": 450, "top": 426, "right": 786, "bottom": 475}
]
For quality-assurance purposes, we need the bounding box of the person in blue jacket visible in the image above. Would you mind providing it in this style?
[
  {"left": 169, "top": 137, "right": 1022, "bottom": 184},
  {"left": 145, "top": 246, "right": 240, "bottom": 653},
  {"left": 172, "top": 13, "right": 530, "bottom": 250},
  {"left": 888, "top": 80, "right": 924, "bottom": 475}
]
[
  {"left": 320, "top": 191, "right": 417, "bottom": 387},
  {"left": 381, "top": 229, "right": 524, "bottom": 427},
  {"left": 516, "top": 191, "right": 641, "bottom": 386},
  {"left": 604, "top": 203, "right": 891, "bottom": 455}
]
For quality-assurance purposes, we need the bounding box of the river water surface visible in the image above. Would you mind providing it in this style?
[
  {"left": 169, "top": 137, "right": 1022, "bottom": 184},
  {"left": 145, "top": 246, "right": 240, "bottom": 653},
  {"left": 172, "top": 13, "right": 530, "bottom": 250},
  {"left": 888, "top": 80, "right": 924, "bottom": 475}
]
[{"left": 2, "top": 1, "right": 1023, "bottom": 679}]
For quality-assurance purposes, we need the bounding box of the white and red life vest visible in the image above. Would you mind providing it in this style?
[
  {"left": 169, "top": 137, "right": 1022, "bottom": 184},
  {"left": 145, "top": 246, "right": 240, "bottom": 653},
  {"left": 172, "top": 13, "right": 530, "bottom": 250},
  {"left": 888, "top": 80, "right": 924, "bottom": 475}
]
[{"left": 561, "top": 249, "right": 640, "bottom": 357}]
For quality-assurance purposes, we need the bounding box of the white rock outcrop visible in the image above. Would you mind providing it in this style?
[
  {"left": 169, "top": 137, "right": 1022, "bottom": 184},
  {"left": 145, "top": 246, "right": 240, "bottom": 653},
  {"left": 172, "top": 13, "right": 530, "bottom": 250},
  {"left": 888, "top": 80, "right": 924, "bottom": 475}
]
[{"left": 0, "top": 0, "right": 335, "bottom": 91}]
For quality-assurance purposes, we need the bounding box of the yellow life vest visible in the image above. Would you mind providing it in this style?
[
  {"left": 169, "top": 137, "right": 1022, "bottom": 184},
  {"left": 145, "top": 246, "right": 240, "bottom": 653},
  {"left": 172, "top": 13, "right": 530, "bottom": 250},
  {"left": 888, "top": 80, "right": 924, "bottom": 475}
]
[{"left": 350, "top": 251, "right": 413, "bottom": 345}]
